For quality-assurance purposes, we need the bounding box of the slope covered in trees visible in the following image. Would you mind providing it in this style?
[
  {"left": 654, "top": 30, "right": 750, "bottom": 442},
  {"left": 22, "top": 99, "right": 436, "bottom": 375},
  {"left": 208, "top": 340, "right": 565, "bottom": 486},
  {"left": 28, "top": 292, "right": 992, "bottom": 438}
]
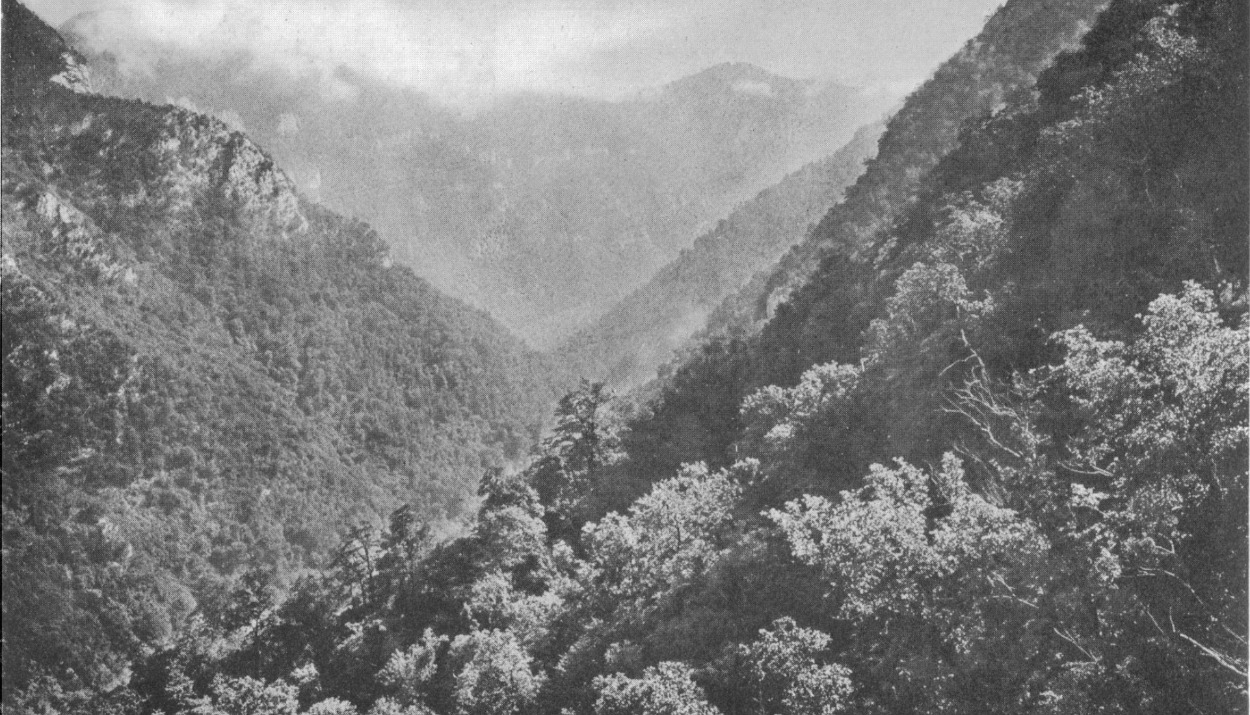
[
  {"left": 5, "top": 0, "right": 1248, "bottom": 713},
  {"left": 663, "top": 0, "right": 1248, "bottom": 478},
  {"left": 563, "top": 120, "right": 885, "bottom": 389},
  {"left": 702, "top": 0, "right": 1109, "bottom": 340},
  {"left": 606, "top": 0, "right": 1117, "bottom": 496},
  {"left": 1, "top": 0, "right": 567, "bottom": 703}
]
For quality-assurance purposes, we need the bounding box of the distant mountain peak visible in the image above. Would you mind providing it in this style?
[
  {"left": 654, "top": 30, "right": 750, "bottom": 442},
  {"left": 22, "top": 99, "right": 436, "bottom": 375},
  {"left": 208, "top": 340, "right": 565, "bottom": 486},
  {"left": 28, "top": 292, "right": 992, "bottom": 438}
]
[
  {"left": 658, "top": 62, "right": 859, "bottom": 104},
  {"left": 664, "top": 62, "right": 789, "bottom": 95},
  {"left": 693, "top": 61, "right": 778, "bottom": 83}
]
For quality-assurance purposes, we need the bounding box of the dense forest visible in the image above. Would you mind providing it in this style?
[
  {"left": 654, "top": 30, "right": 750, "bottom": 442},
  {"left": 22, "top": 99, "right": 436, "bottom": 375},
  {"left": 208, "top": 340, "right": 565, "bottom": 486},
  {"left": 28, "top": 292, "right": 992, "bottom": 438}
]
[
  {"left": 702, "top": 0, "right": 1110, "bottom": 340},
  {"left": 3, "top": 0, "right": 1247, "bottom": 713},
  {"left": 2, "top": 0, "right": 567, "bottom": 706}
]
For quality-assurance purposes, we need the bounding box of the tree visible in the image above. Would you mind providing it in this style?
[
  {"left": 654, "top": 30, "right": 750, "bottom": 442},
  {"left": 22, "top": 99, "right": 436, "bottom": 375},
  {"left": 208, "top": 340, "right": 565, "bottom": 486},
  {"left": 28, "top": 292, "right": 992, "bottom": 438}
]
[
  {"left": 1043, "top": 282, "right": 1248, "bottom": 709},
  {"left": 738, "top": 361, "right": 865, "bottom": 504},
  {"left": 184, "top": 674, "right": 301, "bottom": 715},
  {"left": 376, "top": 629, "right": 447, "bottom": 713},
  {"left": 582, "top": 463, "right": 744, "bottom": 615},
  {"left": 593, "top": 662, "right": 720, "bottom": 715},
  {"left": 376, "top": 505, "right": 431, "bottom": 599},
  {"left": 526, "top": 381, "right": 619, "bottom": 540},
  {"left": 448, "top": 629, "right": 545, "bottom": 715},
  {"left": 769, "top": 455, "right": 1048, "bottom": 712},
  {"left": 722, "top": 618, "right": 851, "bottom": 715}
]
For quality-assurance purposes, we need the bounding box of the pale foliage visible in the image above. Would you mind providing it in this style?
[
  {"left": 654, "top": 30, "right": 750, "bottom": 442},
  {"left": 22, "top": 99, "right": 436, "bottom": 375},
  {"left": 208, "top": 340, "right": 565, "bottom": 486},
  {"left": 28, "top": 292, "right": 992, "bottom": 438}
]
[
  {"left": 769, "top": 455, "right": 1046, "bottom": 641},
  {"left": 593, "top": 661, "right": 720, "bottom": 715},
  {"left": 449, "top": 629, "right": 545, "bottom": 715},
  {"left": 583, "top": 463, "right": 744, "bottom": 608}
]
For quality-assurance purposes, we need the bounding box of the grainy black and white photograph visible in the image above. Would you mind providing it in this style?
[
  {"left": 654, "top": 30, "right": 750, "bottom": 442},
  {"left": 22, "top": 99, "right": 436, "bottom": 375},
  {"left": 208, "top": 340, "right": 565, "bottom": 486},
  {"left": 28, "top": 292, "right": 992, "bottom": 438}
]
[{"left": 1, "top": 0, "right": 1246, "bottom": 712}]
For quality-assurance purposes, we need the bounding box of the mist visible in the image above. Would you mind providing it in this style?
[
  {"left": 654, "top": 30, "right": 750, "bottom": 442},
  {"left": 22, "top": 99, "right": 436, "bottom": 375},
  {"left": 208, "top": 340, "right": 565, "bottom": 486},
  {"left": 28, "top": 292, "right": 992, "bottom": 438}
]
[{"left": 27, "top": 0, "right": 1004, "bottom": 107}]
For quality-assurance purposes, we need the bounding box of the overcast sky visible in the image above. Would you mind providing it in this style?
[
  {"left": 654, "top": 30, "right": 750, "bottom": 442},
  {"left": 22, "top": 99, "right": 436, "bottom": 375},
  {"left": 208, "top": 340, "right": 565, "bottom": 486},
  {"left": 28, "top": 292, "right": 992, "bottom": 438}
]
[{"left": 26, "top": 0, "right": 1004, "bottom": 105}]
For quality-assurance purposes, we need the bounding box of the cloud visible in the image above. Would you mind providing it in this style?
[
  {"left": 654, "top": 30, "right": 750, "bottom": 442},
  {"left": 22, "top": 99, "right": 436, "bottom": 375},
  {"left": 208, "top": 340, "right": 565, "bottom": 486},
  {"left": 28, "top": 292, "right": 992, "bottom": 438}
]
[
  {"left": 48, "top": 0, "right": 680, "bottom": 104},
  {"left": 28, "top": 0, "right": 1003, "bottom": 107}
]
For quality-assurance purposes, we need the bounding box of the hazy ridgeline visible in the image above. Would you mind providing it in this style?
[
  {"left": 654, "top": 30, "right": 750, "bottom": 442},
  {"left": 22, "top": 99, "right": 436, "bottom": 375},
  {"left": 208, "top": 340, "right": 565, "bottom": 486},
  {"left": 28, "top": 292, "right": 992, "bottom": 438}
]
[
  {"left": 563, "top": 120, "right": 887, "bottom": 389},
  {"left": 62, "top": 15, "right": 895, "bottom": 347}
]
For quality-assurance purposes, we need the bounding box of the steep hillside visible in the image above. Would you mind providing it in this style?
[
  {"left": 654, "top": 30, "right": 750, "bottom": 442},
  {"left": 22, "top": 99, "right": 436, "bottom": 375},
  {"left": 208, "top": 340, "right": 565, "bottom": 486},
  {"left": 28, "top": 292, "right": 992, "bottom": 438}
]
[
  {"left": 609, "top": 0, "right": 1113, "bottom": 498},
  {"left": 702, "top": 0, "right": 1109, "bottom": 340},
  {"left": 1, "top": 0, "right": 566, "bottom": 700},
  {"left": 59, "top": 15, "right": 894, "bottom": 344},
  {"left": 590, "top": 0, "right": 1247, "bottom": 558},
  {"left": 745, "top": 0, "right": 1247, "bottom": 442},
  {"left": 561, "top": 1, "right": 1244, "bottom": 710},
  {"left": 563, "top": 120, "right": 885, "bottom": 388}
]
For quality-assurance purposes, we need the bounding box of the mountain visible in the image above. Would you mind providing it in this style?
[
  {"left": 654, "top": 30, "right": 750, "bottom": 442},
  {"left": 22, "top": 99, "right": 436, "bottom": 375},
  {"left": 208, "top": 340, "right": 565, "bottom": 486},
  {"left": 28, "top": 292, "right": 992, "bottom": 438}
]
[
  {"left": 595, "top": 0, "right": 1114, "bottom": 503},
  {"left": 700, "top": 0, "right": 1112, "bottom": 342},
  {"left": 12, "top": 1, "right": 1240, "bottom": 713},
  {"left": 550, "top": 0, "right": 1242, "bottom": 710},
  {"left": 7, "top": 0, "right": 1247, "bottom": 714},
  {"left": 1, "top": 0, "right": 568, "bottom": 699},
  {"left": 634, "top": 0, "right": 1247, "bottom": 487},
  {"left": 58, "top": 16, "right": 896, "bottom": 345},
  {"left": 563, "top": 120, "right": 886, "bottom": 388}
]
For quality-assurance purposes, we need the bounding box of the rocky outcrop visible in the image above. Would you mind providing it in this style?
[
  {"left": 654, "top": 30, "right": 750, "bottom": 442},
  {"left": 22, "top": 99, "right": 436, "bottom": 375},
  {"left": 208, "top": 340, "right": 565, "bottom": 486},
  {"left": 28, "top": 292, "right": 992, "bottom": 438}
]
[
  {"left": 2, "top": 0, "right": 88, "bottom": 97},
  {"left": 150, "top": 110, "right": 308, "bottom": 235}
]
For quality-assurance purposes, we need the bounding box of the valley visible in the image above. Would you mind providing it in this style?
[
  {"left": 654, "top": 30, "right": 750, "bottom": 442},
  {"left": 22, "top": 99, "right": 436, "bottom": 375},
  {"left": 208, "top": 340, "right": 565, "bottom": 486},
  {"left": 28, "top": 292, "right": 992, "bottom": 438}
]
[
  {"left": 61, "top": 14, "right": 896, "bottom": 346},
  {"left": 2, "top": 1, "right": 1246, "bottom": 714}
]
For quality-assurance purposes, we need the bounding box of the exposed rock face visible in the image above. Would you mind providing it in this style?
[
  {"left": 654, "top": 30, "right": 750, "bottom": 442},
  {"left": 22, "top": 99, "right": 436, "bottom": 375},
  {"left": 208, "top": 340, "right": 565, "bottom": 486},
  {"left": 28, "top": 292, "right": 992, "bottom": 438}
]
[
  {"left": 150, "top": 111, "right": 308, "bottom": 235},
  {"left": 49, "top": 51, "right": 93, "bottom": 92},
  {"left": 19, "top": 188, "right": 130, "bottom": 282},
  {"left": 3, "top": 0, "right": 308, "bottom": 250},
  {"left": 9, "top": 97, "right": 310, "bottom": 251}
]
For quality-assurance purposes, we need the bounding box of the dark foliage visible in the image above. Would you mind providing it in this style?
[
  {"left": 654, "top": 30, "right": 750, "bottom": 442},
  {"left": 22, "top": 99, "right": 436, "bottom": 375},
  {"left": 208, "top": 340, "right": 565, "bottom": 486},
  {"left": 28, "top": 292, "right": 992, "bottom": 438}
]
[{"left": 1, "top": 3, "right": 567, "bottom": 704}]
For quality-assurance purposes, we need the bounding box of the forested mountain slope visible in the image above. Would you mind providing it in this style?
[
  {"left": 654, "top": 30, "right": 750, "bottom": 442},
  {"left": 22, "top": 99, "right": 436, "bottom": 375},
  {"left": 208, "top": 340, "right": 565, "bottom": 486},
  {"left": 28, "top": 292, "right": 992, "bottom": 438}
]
[
  {"left": 5, "top": 0, "right": 1247, "bottom": 714},
  {"left": 563, "top": 120, "right": 885, "bottom": 389},
  {"left": 612, "top": 0, "right": 1114, "bottom": 492},
  {"left": 2, "top": 0, "right": 566, "bottom": 703},
  {"left": 61, "top": 12, "right": 894, "bottom": 345},
  {"left": 702, "top": 0, "right": 1109, "bottom": 340},
  {"left": 589, "top": 0, "right": 1250, "bottom": 537}
]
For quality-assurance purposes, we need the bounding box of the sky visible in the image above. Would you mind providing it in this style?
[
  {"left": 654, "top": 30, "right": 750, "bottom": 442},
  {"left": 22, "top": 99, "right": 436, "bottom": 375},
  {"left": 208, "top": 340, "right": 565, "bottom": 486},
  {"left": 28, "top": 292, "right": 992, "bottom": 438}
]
[{"left": 25, "top": 0, "right": 1005, "bottom": 106}]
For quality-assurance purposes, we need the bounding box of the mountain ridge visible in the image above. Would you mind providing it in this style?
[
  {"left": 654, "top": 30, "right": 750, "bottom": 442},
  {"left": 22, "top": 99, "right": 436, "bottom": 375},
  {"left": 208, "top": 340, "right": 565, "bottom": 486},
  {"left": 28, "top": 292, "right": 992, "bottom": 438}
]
[
  {"left": 562, "top": 119, "right": 886, "bottom": 388},
  {"left": 2, "top": 0, "right": 569, "bottom": 697},
  {"left": 53, "top": 19, "right": 895, "bottom": 346},
  {"left": 697, "top": 0, "right": 1110, "bottom": 344}
]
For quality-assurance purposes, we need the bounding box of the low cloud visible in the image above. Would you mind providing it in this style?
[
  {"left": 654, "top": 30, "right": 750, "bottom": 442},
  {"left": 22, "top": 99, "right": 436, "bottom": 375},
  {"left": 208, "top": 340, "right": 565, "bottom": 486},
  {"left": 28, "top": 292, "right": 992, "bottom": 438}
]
[{"left": 29, "top": 0, "right": 1002, "bottom": 107}]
